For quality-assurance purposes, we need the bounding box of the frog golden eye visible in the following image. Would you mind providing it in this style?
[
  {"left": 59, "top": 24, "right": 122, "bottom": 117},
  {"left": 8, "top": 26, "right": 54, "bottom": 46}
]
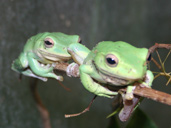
[
  {"left": 105, "top": 54, "right": 118, "bottom": 67},
  {"left": 78, "top": 37, "right": 82, "bottom": 43},
  {"left": 44, "top": 38, "right": 54, "bottom": 48},
  {"left": 147, "top": 53, "right": 152, "bottom": 61}
]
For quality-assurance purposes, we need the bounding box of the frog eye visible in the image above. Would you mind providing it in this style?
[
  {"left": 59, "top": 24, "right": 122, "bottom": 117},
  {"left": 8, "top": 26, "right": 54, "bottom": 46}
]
[
  {"left": 44, "top": 38, "right": 54, "bottom": 48},
  {"left": 105, "top": 54, "right": 118, "bottom": 67},
  {"left": 78, "top": 37, "right": 82, "bottom": 43},
  {"left": 147, "top": 53, "right": 152, "bottom": 61}
]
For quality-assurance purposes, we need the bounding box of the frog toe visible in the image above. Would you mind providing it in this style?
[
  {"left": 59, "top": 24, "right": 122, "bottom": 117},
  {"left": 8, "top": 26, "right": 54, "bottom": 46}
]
[
  {"left": 57, "top": 76, "right": 64, "bottom": 81},
  {"left": 125, "top": 92, "right": 134, "bottom": 100}
]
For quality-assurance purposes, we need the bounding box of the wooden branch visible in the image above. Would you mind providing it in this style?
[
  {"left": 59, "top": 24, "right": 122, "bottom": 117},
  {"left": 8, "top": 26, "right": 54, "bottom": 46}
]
[
  {"left": 120, "top": 86, "right": 171, "bottom": 106},
  {"left": 30, "top": 79, "right": 51, "bottom": 128},
  {"left": 65, "top": 95, "right": 97, "bottom": 118},
  {"left": 54, "top": 62, "right": 69, "bottom": 72},
  {"left": 148, "top": 43, "right": 171, "bottom": 54}
]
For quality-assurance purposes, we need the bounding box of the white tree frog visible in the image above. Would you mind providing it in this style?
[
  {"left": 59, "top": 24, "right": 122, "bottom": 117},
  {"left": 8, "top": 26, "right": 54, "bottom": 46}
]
[
  {"left": 11, "top": 32, "right": 90, "bottom": 82},
  {"left": 69, "top": 41, "right": 154, "bottom": 99}
]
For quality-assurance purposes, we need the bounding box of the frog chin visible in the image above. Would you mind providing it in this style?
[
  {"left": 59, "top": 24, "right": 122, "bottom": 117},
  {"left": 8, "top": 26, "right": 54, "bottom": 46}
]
[{"left": 98, "top": 70, "right": 133, "bottom": 86}]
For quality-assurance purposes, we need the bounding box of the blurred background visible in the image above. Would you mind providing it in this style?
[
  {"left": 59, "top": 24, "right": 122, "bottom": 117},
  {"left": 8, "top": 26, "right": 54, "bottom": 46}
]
[{"left": 0, "top": 0, "right": 171, "bottom": 128}]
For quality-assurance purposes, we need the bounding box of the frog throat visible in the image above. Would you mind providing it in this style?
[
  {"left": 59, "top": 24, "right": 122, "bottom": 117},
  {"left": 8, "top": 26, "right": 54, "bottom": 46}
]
[{"left": 92, "top": 60, "right": 132, "bottom": 86}]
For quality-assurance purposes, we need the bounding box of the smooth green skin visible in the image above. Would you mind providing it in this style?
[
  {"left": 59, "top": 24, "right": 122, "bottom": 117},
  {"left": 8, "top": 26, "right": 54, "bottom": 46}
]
[
  {"left": 70, "top": 41, "right": 154, "bottom": 98},
  {"left": 11, "top": 32, "right": 90, "bottom": 81}
]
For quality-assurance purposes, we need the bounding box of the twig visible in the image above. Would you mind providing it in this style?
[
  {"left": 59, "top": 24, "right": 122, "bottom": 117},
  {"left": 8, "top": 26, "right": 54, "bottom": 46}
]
[
  {"left": 65, "top": 95, "right": 97, "bottom": 118},
  {"left": 151, "top": 57, "right": 162, "bottom": 70},
  {"left": 148, "top": 43, "right": 171, "bottom": 54},
  {"left": 30, "top": 79, "right": 51, "bottom": 128},
  {"left": 150, "top": 43, "right": 171, "bottom": 84}
]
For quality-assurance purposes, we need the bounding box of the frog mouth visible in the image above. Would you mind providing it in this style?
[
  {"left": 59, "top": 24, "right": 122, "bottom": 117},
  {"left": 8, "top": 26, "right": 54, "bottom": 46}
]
[
  {"left": 37, "top": 49, "right": 71, "bottom": 61},
  {"left": 92, "top": 61, "right": 133, "bottom": 86}
]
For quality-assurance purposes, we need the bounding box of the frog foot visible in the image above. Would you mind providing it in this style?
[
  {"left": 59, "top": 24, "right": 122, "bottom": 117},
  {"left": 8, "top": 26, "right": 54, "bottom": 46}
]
[
  {"left": 93, "top": 86, "right": 118, "bottom": 98},
  {"left": 125, "top": 86, "right": 136, "bottom": 100},
  {"left": 125, "top": 92, "right": 134, "bottom": 100},
  {"left": 57, "top": 76, "right": 64, "bottom": 81},
  {"left": 140, "top": 83, "right": 151, "bottom": 88},
  {"left": 66, "top": 62, "right": 79, "bottom": 77}
]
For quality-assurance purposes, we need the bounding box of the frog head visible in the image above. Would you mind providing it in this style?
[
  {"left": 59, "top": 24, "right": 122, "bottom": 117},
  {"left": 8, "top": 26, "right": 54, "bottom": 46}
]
[
  {"left": 92, "top": 41, "right": 151, "bottom": 86},
  {"left": 32, "top": 32, "right": 81, "bottom": 63}
]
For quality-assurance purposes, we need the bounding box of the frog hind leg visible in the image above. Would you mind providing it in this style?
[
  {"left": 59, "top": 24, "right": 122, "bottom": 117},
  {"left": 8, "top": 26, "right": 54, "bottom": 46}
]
[
  {"left": 11, "top": 52, "right": 29, "bottom": 75},
  {"left": 21, "top": 69, "right": 48, "bottom": 81},
  {"left": 11, "top": 58, "right": 24, "bottom": 73},
  {"left": 27, "top": 52, "right": 63, "bottom": 81},
  {"left": 12, "top": 54, "right": 48, "bottom": 81},
  {"left": 80, "top": 65, "right": 118, "bottom": 98}
]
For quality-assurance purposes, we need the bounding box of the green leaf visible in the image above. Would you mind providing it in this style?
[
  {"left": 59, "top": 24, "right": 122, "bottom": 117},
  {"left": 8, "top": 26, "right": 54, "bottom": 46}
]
[{"left": 126, "top": 108, "right": 158, "bottom": 128}]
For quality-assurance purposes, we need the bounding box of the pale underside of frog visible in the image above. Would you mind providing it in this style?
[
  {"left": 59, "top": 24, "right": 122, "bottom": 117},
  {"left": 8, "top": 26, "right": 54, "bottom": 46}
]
[
  {"left": 11, "top": 32, "right": 90, "bottom": 82},
  {"left": 68, "top": 41, "right": 154, "bottom": 100}
]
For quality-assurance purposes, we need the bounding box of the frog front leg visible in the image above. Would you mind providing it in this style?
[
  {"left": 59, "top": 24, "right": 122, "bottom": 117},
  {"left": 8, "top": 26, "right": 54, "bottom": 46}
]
[
  {"left": 68, "top": 43, "right": 90, "bottom": 65},
  {"left": 80, "top": 64, "right": 118, "bottom": 98},
  {"left": 27, "top": 52, "right": 63, "bottom": 81},
  {"left": 125, "top": 70, "right": 154, "bottom": 100},
  {"left": 66, "top": 43, "right": 91, "bottom": 77},
  {"left": 141, "top": 70, "right": 154, "bottom": 87}
]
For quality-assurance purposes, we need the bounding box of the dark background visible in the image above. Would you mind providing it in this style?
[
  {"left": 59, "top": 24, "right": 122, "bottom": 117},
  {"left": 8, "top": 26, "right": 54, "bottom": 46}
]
[{"left": 0, "top": 0, "right": 171, "bottom": 128}]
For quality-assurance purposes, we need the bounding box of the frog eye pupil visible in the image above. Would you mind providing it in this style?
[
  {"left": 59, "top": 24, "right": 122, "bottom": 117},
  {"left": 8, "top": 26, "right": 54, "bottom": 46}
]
[
  {"left": 45, "top": 41, "right": 52, "bottom": 45},
  {"left": 106, "top": 57, "right": 116, "bottom": 65},
  {"left": 105, "top": 54, "right": 118, "bottom": 67}
]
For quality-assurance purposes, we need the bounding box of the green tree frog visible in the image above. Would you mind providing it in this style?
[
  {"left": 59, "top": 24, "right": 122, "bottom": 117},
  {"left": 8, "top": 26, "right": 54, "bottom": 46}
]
[
  {"left": 11, "top": 32, "right": 90, "bottom": 82},
  {"left": 69, "top": 41, "right": 154, "bottom": 100}
]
